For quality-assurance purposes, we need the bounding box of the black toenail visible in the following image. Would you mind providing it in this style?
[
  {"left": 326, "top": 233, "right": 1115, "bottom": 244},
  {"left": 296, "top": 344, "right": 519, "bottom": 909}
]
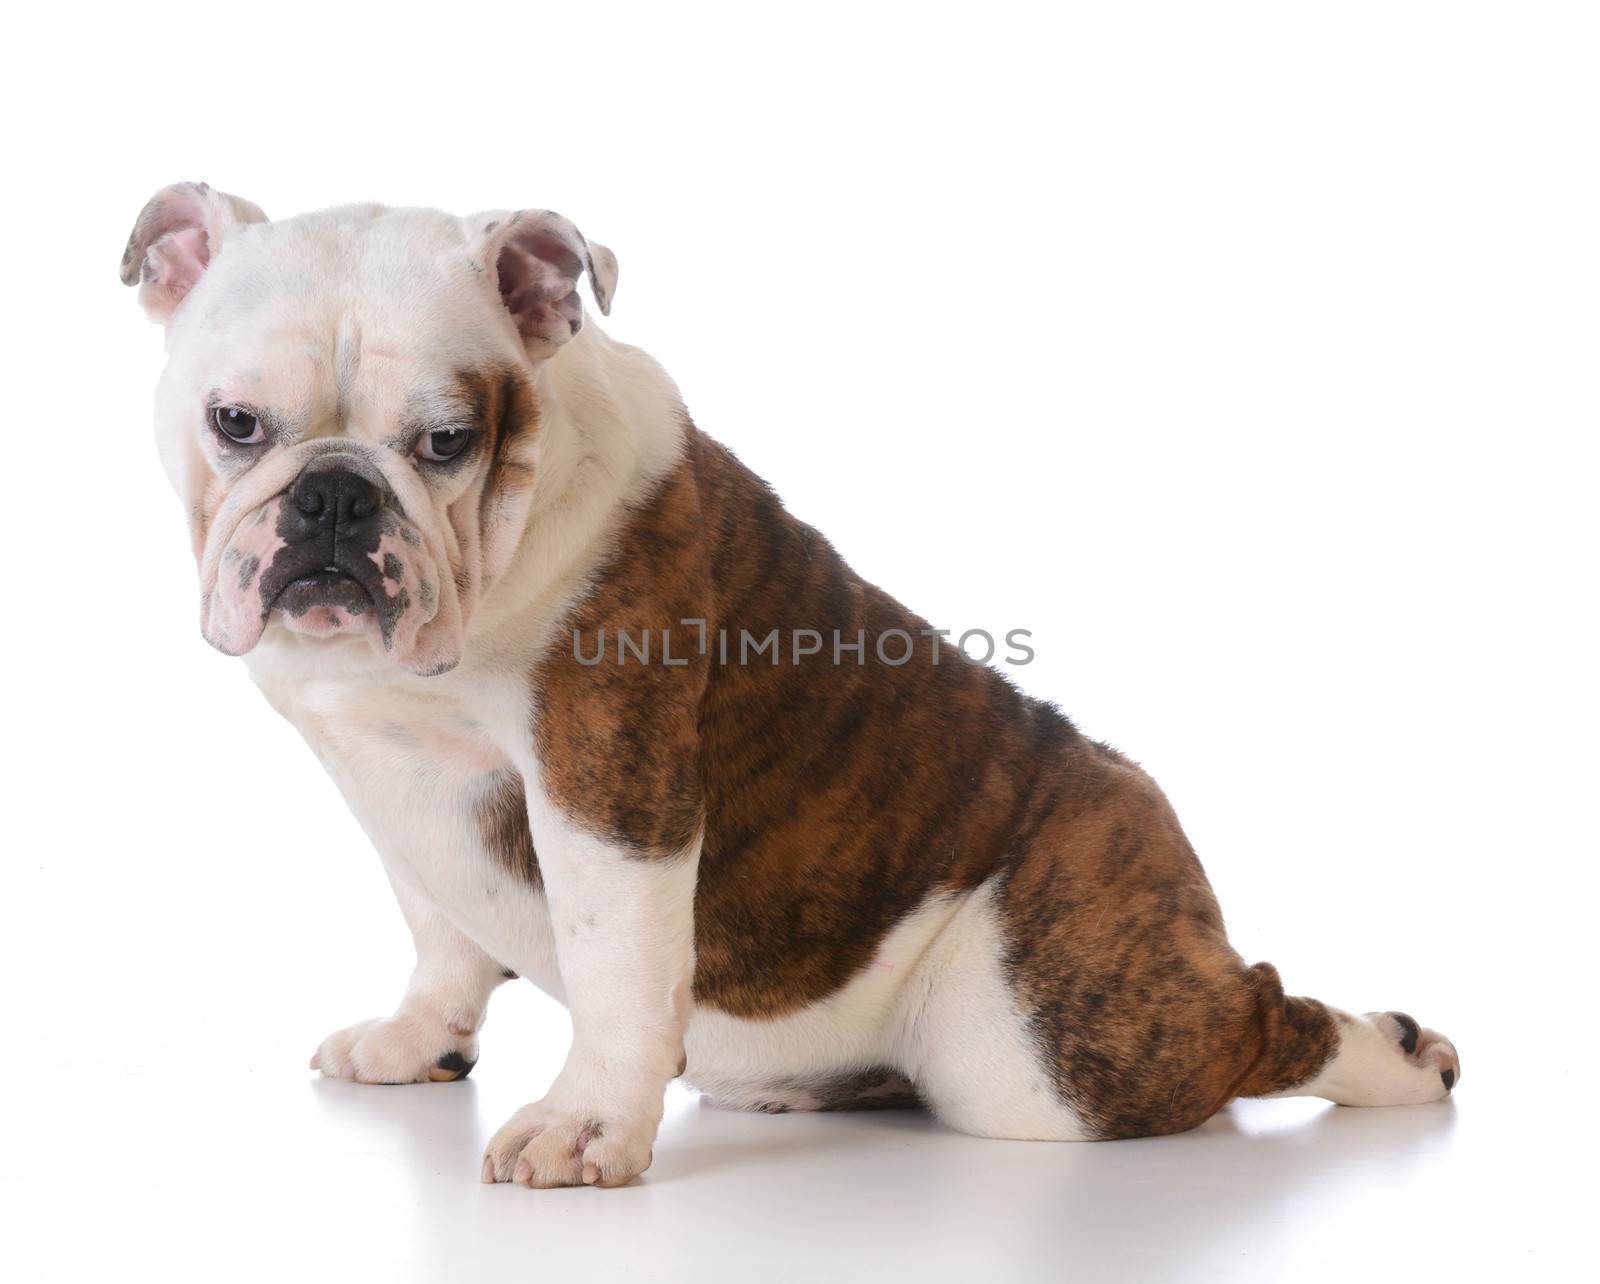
[
  {"left": 1441, "top": 1068, "right": 1455, "bottom": 1091},
  {"left": 435, "top": 1050, "right": 477, "bottom": 1079},
  {"left": 1393, "top": 1013, "right": 1419, "bottom": 1055}
]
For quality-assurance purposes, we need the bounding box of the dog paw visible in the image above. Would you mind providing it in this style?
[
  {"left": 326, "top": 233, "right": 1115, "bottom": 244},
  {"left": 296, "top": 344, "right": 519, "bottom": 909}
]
[
  {"left": 482, "top": 1100, "right": 656, "bottom": 1188},
  {"left": 311, "top": 1014, "right": 477, "bottom": 1085},
  {"left": 1368, "top": 1010, "right": 1461, "bottom": 1095}
]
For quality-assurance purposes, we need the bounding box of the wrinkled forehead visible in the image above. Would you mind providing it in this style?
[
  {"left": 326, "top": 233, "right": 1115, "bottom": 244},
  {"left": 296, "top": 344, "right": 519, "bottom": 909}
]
[{"left": 164, "top": 206, "right": 526, "bottom": 438}]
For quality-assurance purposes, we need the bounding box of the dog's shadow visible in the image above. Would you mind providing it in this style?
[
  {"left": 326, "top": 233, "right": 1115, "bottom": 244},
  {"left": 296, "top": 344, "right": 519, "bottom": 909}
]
[
  {"left": 307, "top": 1074, "right": 1457, "bottom": 1228},
  {"left": 307, "top": 1077, "right": 1459, "bottom": 1279},
  {"left": 662, "top": 1090, "right": 1457, "bottom": 1185},
  {"left": 308, "top": 1074, "right": 1456, "bottom": 1187}
]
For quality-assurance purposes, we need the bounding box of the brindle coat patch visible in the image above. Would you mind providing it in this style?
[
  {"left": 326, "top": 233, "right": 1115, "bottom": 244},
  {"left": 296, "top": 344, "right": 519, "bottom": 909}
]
[
  {"left": 477, "top": 769, "right": 540, "bottom": 888},
  {"left": 527, "top": 422, "right": 1339, "bottom": 1137},
  {"left": 417, "top": 366, "right": 542, "bottom": 565},
  {"left": 456, "top": 366, "right": 541, "bottom": 529},
  {"left": 994, "top": 746, "right": 1337, "bottom": 1137},
  {"left": 752, "top": 1068, "right": 923, "bottom": 1114}
]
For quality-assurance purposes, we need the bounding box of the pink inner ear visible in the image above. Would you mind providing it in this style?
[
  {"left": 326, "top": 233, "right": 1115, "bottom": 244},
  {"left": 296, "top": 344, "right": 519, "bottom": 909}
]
[
  {"left": 146, "top": 226, "right": 211, "bottom": 305},
  {"left": 495, "top": 234, "right": 585, "bottom": 345}
]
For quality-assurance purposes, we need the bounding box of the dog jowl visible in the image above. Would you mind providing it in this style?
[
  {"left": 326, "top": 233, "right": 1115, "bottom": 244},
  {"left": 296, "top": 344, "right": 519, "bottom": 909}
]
[{"left": 122, "top": 182, "right": 1460, "bottom": 1190}]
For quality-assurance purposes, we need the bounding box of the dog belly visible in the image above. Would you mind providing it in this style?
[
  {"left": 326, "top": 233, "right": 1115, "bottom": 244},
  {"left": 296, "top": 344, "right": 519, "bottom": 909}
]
[{"left": 681, "top": 889, "right": 964, "bottom": 1106}]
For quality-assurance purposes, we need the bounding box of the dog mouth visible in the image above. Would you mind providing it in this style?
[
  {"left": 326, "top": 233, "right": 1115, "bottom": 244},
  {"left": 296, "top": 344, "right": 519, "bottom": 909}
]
[{"left": 269, "top": 564, "right": 374, "bottom": 618}]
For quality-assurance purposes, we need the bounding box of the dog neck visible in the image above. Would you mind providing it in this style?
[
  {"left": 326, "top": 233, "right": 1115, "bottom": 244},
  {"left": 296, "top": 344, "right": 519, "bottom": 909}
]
[{"left": 469, "top": 322, "right": 689, "bottom": 644}]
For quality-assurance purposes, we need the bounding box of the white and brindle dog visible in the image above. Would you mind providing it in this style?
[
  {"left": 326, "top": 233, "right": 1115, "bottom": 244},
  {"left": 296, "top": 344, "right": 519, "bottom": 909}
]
[{"left": 121, "top": 183, "right": 1460, "bottom": 1189}]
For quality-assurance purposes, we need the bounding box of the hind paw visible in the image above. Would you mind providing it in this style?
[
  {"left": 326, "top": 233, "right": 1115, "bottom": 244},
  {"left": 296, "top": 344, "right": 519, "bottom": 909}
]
[{"left": 1369, "top": 1011, "right": 1461, "bottom": 1094}]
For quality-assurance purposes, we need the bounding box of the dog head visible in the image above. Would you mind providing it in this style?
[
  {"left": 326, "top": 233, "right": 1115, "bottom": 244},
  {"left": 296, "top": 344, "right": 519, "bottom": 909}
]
[{"left": 121, "top": 182, "right": 618, "bottom": 675}]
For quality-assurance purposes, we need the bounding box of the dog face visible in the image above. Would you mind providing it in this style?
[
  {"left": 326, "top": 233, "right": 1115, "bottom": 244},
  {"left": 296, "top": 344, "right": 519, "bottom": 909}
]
[{"left": 121, "top": 183, "right": 617, "bottom": 675}]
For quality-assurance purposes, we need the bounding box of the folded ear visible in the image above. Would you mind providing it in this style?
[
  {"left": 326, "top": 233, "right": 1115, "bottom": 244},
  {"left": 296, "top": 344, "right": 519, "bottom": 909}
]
[
  {"left": 471, "top": 209, "right": 617, "bottom": 356},
  {"left": 119, "top": 182, "right": 268, "bottom": 323}
]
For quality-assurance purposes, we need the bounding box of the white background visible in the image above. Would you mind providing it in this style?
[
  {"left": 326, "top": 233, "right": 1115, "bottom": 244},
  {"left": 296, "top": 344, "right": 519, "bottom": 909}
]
[{"left": 2, "top": 3, "right": 1595, "bottom": 1280}]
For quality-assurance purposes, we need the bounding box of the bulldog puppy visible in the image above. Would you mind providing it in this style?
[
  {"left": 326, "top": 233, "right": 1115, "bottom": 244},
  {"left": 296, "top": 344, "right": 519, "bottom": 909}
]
[{"left": 122, "top": 183, "right": 1460, "bottom": 1188}]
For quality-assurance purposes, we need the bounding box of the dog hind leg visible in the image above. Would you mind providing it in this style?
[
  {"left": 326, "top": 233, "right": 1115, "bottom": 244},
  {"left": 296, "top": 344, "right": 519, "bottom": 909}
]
[{"left": 1241, "top": 973, "right": 1461, "bottom": 1106}]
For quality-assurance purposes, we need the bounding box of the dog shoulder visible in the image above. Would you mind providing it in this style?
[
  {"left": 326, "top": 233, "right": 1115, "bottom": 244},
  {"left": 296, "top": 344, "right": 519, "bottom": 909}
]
[{"left": 527, "top": 420, "right": 720, "bottom": 856}]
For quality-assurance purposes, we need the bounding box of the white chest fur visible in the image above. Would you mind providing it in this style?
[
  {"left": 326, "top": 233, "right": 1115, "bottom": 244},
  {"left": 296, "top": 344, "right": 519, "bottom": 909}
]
[{"left": 245, "top": 633, "right": 565, "bottom": 998}]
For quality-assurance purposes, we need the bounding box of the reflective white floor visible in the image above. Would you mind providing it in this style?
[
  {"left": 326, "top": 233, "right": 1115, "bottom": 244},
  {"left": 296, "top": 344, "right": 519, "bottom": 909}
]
[
  {"left": 5, "top": 963, "right": 1586, "bottom": 1283},
  {"left": 6, "top": 645, "right": 1592, "bottom": 1282}
]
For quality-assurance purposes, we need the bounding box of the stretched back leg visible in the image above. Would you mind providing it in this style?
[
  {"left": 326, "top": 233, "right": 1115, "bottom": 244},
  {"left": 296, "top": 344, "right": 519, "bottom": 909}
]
[
  {"left": 1252, "top": 1001, "right": 1460, "bottom": 1105},
  {"left": 897, "top": 743, "right": 1459, "bottom": 1141}
]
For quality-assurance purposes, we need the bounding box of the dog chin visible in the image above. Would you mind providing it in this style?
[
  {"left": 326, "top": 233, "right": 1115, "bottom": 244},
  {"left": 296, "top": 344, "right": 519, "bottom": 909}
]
[
  {"left": 265, "top": 592, "right": 464, "bottom": 677},
  {"left": 270, "top": 571, "right": 369, "bottom": 636},
  {"left": 267, "top": 569, "right": 376, "bottom": 641},
  {"left": 275, "top": 602, "right": 376, "bottom": 641}
]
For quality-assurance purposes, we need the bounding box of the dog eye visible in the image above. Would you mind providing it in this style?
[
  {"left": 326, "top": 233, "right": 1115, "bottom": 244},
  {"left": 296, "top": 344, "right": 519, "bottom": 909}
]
[
  {"left": 417, "top": 428, "right": 474, "bottom": 462},
  {"left": 211, "top": 406, "right": 264, "bottom": 444}
]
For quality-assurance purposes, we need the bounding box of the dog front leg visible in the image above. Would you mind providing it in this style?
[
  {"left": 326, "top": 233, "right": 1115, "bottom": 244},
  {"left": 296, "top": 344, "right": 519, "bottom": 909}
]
[
  {"left": 482, "top": 783, "right": 698, "bottom": 1189},
  {"left": 313, "top": 876, "right": 512, "bottom": 1084}
]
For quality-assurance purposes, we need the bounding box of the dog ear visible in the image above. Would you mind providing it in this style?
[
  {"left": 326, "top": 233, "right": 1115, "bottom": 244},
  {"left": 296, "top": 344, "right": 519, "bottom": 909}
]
[
  {"left": 119, "top": 182, "right": 268, "bottom": 323},
  {"left": 471, "top": 210, "right": 617, "bottom": 355}
]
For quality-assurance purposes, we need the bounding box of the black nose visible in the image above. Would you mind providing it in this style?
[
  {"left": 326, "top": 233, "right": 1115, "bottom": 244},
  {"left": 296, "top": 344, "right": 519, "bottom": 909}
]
[{"left": 291, "top": 466, "right": 383, "bottom": 526}]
